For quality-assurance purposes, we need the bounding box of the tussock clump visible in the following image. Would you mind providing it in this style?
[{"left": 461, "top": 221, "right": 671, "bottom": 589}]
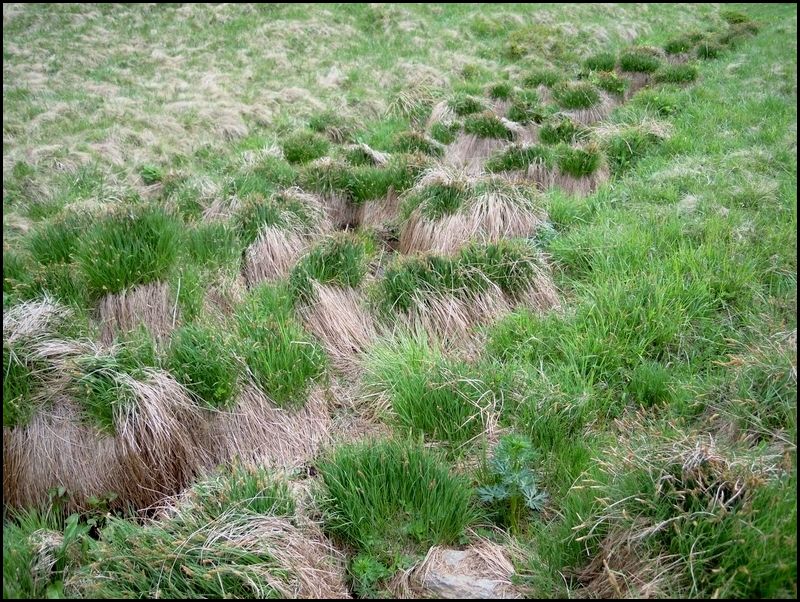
[
  {"left": 365, "top": 335, "right": 507, "bottom": 447},
  {"left": 506, "top": 89, "right": 547, "bottom": 125},
  {"left": 289, "top": 233, "right": 377, "bottom": 371},
  {"left": 237, "top": 189, "right": 322, "bottom": 247},
  {"left": 429, "top": 121, "right": 462, "bottom": 145},
  {"left": 297, "top": 282, "right": 377, "bottom": 374},
  {"left": 484, "top": 144, "right": 555, "bottom": 187},
  {"left": 281, "top": 129, "right": 331, "bottom": 164},
  {"left": 539, "top": 116, "right": 586, "bottom": 145},
  {"left": 598, "top": 121, "right": 670, "bottom": 175},
  {"left": 463, "top": 112, "right": 515, "bottom": 140},
  {"left": 583, "top": 52, "right": 617, "bottom": 72},
  {"left": 696, "top": 39, "right": 724, "bottom": 59},
  {"left": 653, "top": 63, "right": 699, "bottom": 84},
  {"left": 554, "top": 143, "right": 609, "bottom": 195},
  {"left": 240, "top": 189, "right": 328, "bottom": 286},
  {"left": 447, "top": 93, "right": 486, "bottom": 117},
  {"left": 308, "top": 109, "right": 353, "bottom": 143},
  {"left": 68, "top": 467, "right": 348, "bottom": 599},
  {"left": 400, "top": 171, "right": 548, "bottom": 255},
  {"left": 343, "top": 142, "right": 391, "bottom": 167},
  {"left": 5, "top": 351, "right": 207, "bottom": 513},
  {"left": 290, "top": 231, "right": 374, "bottom": 302},
  {"left": 98, "top": 281, "right": 174, "bottom": 345},
  {"left": 620, "top": 46, "right": 665, "bottom": 71},
  {"left": 589, "top": 71, "right": 628, "bottom": 96},
  {"left": 185, "top": 221, "right": 242, "bottom": 270},
  {"left": 553, "top": 82, "right": 601, "bottom": 110},
  {"left": 445, "top": 113, "right": 513, "bottom": 174},
  {"left": 426, "top": 100, "right": 458, "bottom": 130},
  {"left": 664, "top": 35, "right": 695, "bottom": 55},
  {"left": 236, "top": 284, "right": 327, "bottom": 409},
  {"left": 25, "top": 212, "right": 90, "bottom": 266},
  {"left": 377, "top": 240, "right": 558, "bottom": 338},
  {"left": 167, "top": 324, "right": 240, "bottom": 409},
  {"left": 318, "top": 438, "right": 477, "bottom": 555},
  {"left": 76, "top": 204, "right": 181, "bottom": 298},
  {"left": 205, "top": 382, "right": 332, "bottom": 468},
  {"left": 244, "top": 226, "right": 308, "bottom": 286},
  {"left": 569, "top": 421, "right": 795, "bottom": 599},
  {"left": 392, "top": 131, "right": 444, "bottom": 158},
  {"left": 522, "top": 68, "right": 563, "bottom": 88},
  {"left": 618, "top": 48, "right": 662, "bottom": 95},
  {"left": 487, "top": 81, "right": 514, "bottom": 101}
]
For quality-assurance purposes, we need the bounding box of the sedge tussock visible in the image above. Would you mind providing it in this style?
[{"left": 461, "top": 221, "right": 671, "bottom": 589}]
[
  {"left": 426, "top": 100, "right": 457, "bottom": 129},
  {"left": 98, "top": 281, "right": 174, "bottom": 345},
  {"left": 3, "top": 296, "right": 71, "bottom": 346},
  {"left": 400, "top": 174, "right": 548, "bottom": 255},
  {"left": 551, "top": 162, "right": 610, "bottom": 195},
  {"left": 564, "top": 91, "right": 619, "bottom": 126}
]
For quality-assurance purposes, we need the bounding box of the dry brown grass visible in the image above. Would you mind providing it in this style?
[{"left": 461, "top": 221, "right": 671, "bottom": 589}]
[
  {"left": 297, "top": 282, "right": 378, "bottom": 375},
  {"left": 204, "top": 383, "right": 332, "bottom": 468},
  {"left": 244, "top": 226, "right": 308, "bottom": 287},
  {"left": 444, "top": 133, "right": 508, "bottom": 175},
  {"left": 98, "top": 281, "right": 175, "bottom": 344}
]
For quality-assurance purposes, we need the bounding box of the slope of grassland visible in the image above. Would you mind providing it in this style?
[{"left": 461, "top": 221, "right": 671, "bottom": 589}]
[{"left": 3, "top": 3, "right": 796, "bottom": 599}]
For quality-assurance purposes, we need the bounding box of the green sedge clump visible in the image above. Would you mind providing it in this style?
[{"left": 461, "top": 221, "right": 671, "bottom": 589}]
[
  {"left": 392, "top": 131, "right": 443, "bottom": 157},
  {"left": 619, "top": 49, "right": 662, "bottom": 73},
  {"left": 429, "top": 122, "right": 461, "bottom": 145},
  {"left": 463, "top": 112, "right": 514, "bottom": 140},
  {"left": 290, "top": 232, "right": 373, "bottom": 302},
  {"left": 167, "top": 324, "right": 240, "bottom": 409},
  {"left": 506, "top": 90, "right": 546, "bottom": 124},
  {"left": 281, "top": 130, "right": 330, "bottom": 164},
  {"left": 553, "top": 81, "right": 601, "bottom": 110},
  {"left": 401, "top": 181, "right": 470, "bottom": 221},
  {"left": 582, "top": 52, "right": 616, "bottom": 72},
  {"left": 485, "top": 144, "right": 553, "bottom": 173},
  {"left": 556, "top": 144, "right": 604, "bottom": 178},
  {"left": 522, "top": 68, "right": 563, "bottom": 88},
  {"left": 76, "top": 205, "right": 182, "bottom": 297},
  {"left": 653, "top": 64, "right": 699, "bottom": 84},
  {"left": 447, "top": 93, "right": 486, "bottom": 117},
  {"left": 539, "top": 116, "right": 584, "bottom": 145}
]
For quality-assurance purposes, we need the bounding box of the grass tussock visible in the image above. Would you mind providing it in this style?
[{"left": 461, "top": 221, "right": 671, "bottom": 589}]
[
  {"left": 400, "top": 173, "right": 548, "bottom": 255},
  {"left": 365, "top": 335, "right": 508, "bottom": 447},
  {"left": 76, "top": 205, "right": 181, "bottom": 298},
  {"left": 235, "top": 283, "right": 326, "bottom": 408},
  {"left": 66, "top": 466, "right": 348, "bottom": 599},
  {"left": 318, "top": 438, "right": 477, "bottom": 556},
  {"left": 167, "top": 324, "right": 241, "bottom": 409}
]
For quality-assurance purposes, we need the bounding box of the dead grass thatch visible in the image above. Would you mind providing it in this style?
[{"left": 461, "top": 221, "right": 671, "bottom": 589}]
[
  {"left": 98, "top": 281, "right": 175, "bottom": 345},
  {"left": 204, "top": 383, "right": 331, "bottom": 468},
  {"left": 298, "top": 282, "right": 378, "bottom": 375},
  {"left": 244, "top": 226, "right": 308, "bottom": 287}
]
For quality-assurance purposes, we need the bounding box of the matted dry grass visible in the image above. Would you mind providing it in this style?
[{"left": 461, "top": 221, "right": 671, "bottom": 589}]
[
  {"left": 204, "top": 383, "right": 332, "bottom": 469},
  {"left": 297, "top": 282, "right": 378, "bottom": 375},
  {"left": 98, "top": 281, "right": 175, "bottom": 344}
]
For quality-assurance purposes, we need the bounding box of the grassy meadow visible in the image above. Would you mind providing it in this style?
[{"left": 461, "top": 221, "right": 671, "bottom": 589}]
[{"left": 3, "top": 3, "right": 796, "bottom": 599}]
